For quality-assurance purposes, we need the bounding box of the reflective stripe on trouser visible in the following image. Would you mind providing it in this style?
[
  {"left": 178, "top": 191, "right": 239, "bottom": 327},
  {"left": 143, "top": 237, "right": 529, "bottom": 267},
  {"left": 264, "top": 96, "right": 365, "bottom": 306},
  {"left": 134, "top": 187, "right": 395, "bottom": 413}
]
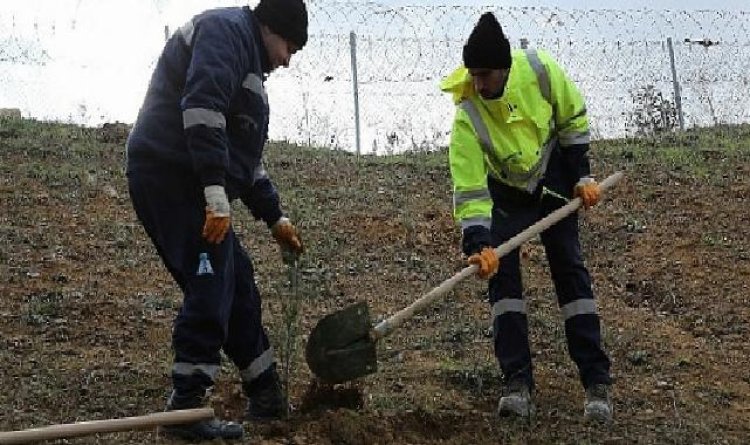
[
  {"left": 487, "top": 152, "right": 610, "bottom": 389},
  {"left": 128, "top": 167, "right": 274, "bottom": 395},
  {"left": 488, "top": 196, "right": 534, "bottom": 388}
]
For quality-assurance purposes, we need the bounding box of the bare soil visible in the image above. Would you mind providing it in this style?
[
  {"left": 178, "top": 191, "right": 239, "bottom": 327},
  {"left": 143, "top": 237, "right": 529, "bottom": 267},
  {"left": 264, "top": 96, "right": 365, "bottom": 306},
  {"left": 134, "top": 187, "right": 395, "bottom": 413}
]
[{"left": 1, "top": 119, "right": 748, "bottom": 444}]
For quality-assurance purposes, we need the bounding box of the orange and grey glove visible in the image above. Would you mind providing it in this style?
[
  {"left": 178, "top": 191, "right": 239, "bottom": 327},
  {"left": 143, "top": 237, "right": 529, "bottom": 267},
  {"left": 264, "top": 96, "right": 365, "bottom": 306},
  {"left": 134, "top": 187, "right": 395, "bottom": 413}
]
[
  {"left": 202, "top": 185, "right": 231, "bottom": 244},
  {"left": 467, "top": 247, "right": 499, "bottom": 279},
  {"left": 574, "top": 177, "right": 601, "bottom": 209},
  {"left": 271, "top": 217, "right": 304, "bottom": 263}
]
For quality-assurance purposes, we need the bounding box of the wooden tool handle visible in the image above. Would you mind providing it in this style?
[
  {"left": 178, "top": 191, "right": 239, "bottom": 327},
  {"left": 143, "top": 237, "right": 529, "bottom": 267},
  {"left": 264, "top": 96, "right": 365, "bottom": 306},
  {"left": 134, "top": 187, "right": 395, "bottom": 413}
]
[
  {"left": 371, "top": 171, "right": 624, "bottom": 341},
  {"left": 0, "top": 408, "right": 215, "bottom": 444}
]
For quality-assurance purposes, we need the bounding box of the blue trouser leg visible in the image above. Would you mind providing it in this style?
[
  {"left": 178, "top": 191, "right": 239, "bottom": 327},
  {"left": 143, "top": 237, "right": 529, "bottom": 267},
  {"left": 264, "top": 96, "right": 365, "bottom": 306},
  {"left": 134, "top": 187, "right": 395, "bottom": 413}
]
[
  {"left": 489, "top": 197, "right": 538, "bottom": 389},
  {"left": 128, "top": 168, "right": 273, "bottom": 395},
  {"left": 224, "top": 237, "right": 275, "bottom": 384},
  {"left": 487, "top": 147, "right": 611, "bottom": 390},
  {"left": 540, "top": 194, "right": 611, "bottom": 389}
]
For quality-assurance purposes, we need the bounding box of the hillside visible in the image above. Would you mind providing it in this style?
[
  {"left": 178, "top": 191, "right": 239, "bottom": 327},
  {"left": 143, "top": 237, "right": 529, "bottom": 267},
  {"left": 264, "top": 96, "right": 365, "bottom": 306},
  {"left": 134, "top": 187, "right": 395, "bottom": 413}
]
[{"left": 1, "top": 119, "right": 749, "bottom": 444}]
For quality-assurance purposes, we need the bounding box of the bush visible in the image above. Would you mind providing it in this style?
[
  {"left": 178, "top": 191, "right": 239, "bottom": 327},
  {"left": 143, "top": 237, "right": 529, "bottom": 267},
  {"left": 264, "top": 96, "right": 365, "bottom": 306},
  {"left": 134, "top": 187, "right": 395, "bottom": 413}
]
[{"left": 628, "top": 84, "right": 678, "bottom": 136}]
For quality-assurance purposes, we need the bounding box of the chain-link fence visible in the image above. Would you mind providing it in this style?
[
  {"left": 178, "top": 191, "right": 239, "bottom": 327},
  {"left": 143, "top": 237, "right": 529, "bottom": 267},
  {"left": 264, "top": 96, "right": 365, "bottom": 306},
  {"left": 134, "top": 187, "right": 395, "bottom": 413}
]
[{"left": 1, "top": 1, "right": 749, "bottom": 152}]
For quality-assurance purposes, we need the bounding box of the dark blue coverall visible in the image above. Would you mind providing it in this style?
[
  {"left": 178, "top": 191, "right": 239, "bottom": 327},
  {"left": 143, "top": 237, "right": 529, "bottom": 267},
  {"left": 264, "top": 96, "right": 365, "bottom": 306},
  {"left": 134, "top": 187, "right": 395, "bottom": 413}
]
[{"left": 126, "top": 6, "right": 281, "bottom": 400}]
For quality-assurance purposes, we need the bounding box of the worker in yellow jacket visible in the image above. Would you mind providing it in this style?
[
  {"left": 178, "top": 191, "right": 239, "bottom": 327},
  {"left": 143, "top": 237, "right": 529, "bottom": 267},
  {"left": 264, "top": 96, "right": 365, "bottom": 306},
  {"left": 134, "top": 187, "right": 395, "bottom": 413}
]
[{"left": 441, "top": 12, "right": 612, "bottom": 423}]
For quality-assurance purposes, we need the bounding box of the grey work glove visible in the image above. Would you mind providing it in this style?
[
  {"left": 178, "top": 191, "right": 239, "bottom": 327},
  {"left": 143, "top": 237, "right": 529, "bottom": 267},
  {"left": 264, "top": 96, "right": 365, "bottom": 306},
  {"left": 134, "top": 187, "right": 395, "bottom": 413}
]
[{"left": 202, "top": 185, "right": 231, "bottom": 244}]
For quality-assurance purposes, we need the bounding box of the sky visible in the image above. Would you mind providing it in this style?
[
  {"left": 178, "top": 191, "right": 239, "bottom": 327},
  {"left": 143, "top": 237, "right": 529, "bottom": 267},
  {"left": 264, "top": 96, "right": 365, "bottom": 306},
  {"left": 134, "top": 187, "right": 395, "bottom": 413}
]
[
  {"left": 372, "top": 0, "right": 749, "bottom": 10},
  {"left": 2, "top": 0, "right": 748, "bottom": 150},
  {"left": 4, "top": 0, "right": 750, "bottom": 13}
]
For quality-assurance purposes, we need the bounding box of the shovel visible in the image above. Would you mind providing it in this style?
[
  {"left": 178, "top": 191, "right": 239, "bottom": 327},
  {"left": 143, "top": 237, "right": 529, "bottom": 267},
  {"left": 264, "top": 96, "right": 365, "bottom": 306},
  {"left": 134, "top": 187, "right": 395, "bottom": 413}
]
[{"left": 306, "top": 171, "right": 624, "bottom": 384}]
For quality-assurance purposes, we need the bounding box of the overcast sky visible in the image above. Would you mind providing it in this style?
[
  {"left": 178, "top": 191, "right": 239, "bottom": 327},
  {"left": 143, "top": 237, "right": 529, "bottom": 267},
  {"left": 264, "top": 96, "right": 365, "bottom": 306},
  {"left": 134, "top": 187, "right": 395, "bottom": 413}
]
[
  {"left": 381, "top": 0, "right": 749, "bottom": 10},
  {"left": 2, "top": 0, "right": 747, "bottom": 137},
  {"left": 4, "top": 0, "right": 750, "bottom": 12}
]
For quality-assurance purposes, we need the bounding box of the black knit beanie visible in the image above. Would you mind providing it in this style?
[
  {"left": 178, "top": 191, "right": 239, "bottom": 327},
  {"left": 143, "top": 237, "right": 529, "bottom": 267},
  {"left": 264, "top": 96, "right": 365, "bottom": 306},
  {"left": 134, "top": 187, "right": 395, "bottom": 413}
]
[
  {"left": 254, "top": 0, "right": 308, "bottom": 48},
  {"left": 463, "top": 12, "right": 512, "bottom": 69}
]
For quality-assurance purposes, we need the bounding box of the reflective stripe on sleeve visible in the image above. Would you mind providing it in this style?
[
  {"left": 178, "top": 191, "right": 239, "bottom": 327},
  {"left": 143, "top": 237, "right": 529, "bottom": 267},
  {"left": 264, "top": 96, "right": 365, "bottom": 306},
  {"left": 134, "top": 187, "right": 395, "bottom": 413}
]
[
  {"left": 454, "top": 188, "right": 491, "bottom": 208},
  {"left": 559, "top": 130, "right": 591, "bottom": 146},
  {"left": 183, "top": 108, "right": 226, "bottom": 129},
  {"left": 242, "top": 73, "right": 268, "bottom": 105},
  {"left": 460, "top": 216, "right": 491, "bottom": 231}
]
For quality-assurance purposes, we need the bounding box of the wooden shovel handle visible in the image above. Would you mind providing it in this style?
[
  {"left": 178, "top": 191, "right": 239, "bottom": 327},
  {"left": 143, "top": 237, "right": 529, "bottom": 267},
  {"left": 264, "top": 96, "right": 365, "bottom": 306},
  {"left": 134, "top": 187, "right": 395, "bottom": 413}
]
[
  {"left": 0, "top": 408, "right": 214, "bottom": 444},
  {"left": 371, "top": 171, "right": 624, "bottom": 341}
]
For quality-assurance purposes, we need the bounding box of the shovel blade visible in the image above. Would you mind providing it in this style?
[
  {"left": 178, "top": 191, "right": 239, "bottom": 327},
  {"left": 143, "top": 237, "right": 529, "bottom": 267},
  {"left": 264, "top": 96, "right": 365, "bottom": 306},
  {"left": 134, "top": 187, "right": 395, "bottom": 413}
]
[{"left": 305, "top": 302, "right": 378, "bottom": 384}]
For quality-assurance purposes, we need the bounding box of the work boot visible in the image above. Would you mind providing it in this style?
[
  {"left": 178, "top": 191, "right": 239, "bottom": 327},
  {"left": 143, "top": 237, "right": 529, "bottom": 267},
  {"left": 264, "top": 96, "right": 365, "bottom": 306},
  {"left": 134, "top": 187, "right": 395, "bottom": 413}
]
[
  {"left": 160, "top": 389, "right": 244, "bottom": 441},
  {"left": 243, "top": 367, "right": 285, "bottom": 420},
  {"left": 497, "top": 379, "right": 535, "bottom": 418},
  {"left": 584, "top": 383, "right": 613, "bottom": 423}
]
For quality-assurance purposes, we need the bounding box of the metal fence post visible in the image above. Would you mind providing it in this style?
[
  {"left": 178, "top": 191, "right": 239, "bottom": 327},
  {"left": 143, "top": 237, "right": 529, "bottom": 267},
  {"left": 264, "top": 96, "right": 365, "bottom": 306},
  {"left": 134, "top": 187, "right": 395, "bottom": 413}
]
[
  {"left": 667, "top": 37, "right": 685, "bottom": 131},
  {"left": 302, "top": 90, "right": 311, "bottom": 147},
  {"left": 349, "top": 31, "right": 362, "bottom": 157}
]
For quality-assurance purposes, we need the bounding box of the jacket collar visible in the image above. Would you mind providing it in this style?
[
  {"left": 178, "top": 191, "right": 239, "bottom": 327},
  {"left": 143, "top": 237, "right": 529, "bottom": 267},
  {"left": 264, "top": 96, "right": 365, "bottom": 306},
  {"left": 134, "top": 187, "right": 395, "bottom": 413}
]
[{"left": 244, "top": 7, "right": 271, "bottom": 75}]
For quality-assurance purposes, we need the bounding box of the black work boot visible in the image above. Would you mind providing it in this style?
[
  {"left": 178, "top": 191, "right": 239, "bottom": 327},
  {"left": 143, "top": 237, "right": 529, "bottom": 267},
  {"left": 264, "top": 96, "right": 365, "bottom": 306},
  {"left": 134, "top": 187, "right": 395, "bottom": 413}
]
[
  {"left": 160, "top": 389, "right": 244, "bottom": 441},
  {"left": 243, "top": 366, "right": 285, "bottom": 420}
]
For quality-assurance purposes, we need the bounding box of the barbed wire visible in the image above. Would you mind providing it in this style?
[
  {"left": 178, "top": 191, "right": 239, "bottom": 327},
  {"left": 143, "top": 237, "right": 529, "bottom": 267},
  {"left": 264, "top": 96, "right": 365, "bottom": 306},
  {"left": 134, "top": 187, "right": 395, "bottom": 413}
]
[{"left": 1, "top": 2, "right": 748, "bottom": 151}]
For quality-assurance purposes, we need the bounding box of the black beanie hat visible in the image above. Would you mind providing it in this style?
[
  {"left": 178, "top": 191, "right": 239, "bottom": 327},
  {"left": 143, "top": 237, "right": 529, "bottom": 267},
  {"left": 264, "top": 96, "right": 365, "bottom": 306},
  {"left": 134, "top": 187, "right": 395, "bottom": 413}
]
[
  {"left": 254, "top": 0, "right": 309, "bottom": 49},
  {"left": 463, "top": 12, "right": 512, "bottom": 70}
]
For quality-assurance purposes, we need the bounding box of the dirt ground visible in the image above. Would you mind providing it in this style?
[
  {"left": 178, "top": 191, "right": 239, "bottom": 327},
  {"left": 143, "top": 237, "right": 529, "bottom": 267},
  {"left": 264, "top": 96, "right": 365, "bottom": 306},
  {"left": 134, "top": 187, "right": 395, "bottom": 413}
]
[{"left": 1, "top": 119, "right": 748, "bottom": 444}]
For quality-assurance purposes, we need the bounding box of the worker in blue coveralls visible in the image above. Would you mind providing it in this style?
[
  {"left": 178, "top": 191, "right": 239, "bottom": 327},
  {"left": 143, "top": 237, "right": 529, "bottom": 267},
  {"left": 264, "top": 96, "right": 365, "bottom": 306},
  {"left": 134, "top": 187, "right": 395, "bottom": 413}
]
[{"left": 126, "top": 0, "right": 307, "bottom": 440}]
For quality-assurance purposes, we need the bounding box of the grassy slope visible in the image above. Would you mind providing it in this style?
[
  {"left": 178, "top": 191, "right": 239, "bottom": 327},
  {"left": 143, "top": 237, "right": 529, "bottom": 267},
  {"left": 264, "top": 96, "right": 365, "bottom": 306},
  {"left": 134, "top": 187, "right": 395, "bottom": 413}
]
[{"left": 0, "top": 119, "right": 748, "bottom": 444}]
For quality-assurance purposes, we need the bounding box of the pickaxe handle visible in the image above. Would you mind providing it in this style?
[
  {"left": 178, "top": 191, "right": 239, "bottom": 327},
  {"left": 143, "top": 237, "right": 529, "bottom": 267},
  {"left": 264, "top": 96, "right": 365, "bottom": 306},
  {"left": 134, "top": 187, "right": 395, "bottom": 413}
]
[
  {"left": 370, "top": 171, "right": 625, "bottom": 341},
  {"left": 0, "top": 408, "right": 214, "bottom": 444}
]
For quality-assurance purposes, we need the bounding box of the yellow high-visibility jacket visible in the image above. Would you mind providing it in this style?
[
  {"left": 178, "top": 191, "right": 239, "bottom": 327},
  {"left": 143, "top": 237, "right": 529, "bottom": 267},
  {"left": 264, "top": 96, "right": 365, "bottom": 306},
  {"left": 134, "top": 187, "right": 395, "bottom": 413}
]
[{"left": 441, "top": 48, "right": 590, "bottom": 232}]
